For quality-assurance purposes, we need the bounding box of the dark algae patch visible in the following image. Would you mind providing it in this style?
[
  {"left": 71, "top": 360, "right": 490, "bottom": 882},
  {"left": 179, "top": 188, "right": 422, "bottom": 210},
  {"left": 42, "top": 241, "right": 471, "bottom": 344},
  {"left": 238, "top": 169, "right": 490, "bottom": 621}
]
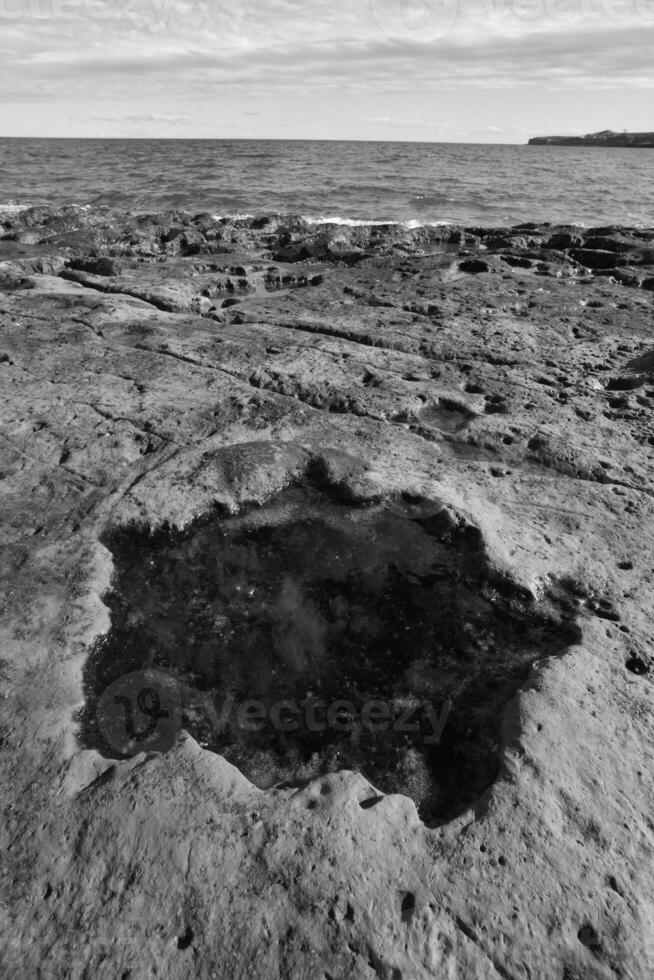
[{"left": 81, "top": 485, "right": 579, "bottom": 824}]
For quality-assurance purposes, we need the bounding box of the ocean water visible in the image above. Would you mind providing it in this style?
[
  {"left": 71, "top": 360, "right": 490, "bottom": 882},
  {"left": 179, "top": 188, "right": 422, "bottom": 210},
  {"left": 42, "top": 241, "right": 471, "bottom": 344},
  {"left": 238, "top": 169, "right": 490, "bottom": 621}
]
[{"left": 0, "top": 137, "right": 652, "bottom": 228}]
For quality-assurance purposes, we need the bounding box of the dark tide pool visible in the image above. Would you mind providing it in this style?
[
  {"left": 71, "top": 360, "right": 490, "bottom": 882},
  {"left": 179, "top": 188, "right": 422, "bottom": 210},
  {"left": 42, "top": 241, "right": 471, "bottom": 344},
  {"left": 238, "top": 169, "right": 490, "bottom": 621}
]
[{"left": 81, "top": 485, "right": 579, "bottom": 825}]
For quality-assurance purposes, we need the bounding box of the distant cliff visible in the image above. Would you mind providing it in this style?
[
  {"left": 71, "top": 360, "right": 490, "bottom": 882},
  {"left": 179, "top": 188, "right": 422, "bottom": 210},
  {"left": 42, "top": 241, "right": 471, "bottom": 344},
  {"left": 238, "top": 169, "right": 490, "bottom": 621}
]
[{"left": 528, "top": 130, "right": 654, "bottom": 147}]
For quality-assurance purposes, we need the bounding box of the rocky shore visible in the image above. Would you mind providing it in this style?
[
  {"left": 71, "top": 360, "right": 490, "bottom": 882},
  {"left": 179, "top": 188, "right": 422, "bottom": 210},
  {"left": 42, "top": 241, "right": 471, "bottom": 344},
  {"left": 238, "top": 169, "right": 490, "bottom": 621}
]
[{"left": 1, "top": 205, "right": 654, "bottom": 978}]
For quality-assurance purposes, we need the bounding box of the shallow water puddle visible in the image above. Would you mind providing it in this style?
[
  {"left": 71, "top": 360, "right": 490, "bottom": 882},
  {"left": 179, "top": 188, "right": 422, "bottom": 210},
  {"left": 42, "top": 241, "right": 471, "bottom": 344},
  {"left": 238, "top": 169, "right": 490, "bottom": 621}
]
[{"left": 81, "top": 486, "right": 578, "bottom": 824}]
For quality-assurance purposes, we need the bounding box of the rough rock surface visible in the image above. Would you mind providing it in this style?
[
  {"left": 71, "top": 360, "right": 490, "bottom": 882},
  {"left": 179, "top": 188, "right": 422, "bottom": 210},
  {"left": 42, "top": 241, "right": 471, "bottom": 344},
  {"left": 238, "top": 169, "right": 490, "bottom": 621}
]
[{"left": 1, "top": 206, "right": 654, "bottom": 979}]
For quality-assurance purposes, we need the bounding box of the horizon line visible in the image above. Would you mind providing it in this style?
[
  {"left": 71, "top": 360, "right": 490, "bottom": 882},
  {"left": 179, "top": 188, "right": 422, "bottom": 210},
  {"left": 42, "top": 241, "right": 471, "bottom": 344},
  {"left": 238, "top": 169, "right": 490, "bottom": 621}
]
[{"left": 0, "top": 135, "right": 529, "bottom": 145}]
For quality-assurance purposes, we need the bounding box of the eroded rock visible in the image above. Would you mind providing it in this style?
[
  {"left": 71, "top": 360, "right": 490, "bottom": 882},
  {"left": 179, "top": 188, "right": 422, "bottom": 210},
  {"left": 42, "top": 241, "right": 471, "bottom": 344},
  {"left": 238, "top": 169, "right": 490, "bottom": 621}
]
[{"left": 1, "top": 208, "right": 653, "bottom": 979}]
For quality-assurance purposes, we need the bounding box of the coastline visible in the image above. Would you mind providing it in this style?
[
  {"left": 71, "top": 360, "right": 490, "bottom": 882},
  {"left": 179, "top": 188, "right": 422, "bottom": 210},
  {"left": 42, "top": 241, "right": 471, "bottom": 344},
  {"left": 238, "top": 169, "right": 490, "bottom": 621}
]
[
  {"left": 529, "top": 131, "right": 654, "bottom": 148},
  {"left": 2, "top": 200, "right": 649, "bottom": 231},
  {"left": 1, "top": 204, "right": 653, "bottom": 285}
]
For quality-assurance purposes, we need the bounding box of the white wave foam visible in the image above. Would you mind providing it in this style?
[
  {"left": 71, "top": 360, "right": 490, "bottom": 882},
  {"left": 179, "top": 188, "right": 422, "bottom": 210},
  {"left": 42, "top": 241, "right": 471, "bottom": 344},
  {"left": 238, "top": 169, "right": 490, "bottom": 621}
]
[
  {"left": 303, "top": 215, "right": 452, "bottom": 229},
  {"left": 211, "top": 213, "right": 255, "bottom": 221},
  {"left": 208, "top": 212, "right": 454, "bottom": 229},
  {"left": 0, "top": 202, "right": 94, "bottom": 216},
  {"left": 0, "top": 202, "right": 31, "bottom": 215},
  {"left": 403, "top": 218, "right": 453, "bottom": 229},
  {"left": 303, "top": 216, "right": 395, "bottom": 228}
]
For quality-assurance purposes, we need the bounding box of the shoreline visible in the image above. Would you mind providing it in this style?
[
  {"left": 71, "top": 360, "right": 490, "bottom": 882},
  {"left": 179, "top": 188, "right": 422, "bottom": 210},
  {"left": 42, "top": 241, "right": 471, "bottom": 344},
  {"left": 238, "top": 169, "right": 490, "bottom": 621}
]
[
  {"left": 1, "top": 205, "right": 653, "bottom": 289},
  {"left": 3, "top": 201, "right": 653, "bottom": 231}
]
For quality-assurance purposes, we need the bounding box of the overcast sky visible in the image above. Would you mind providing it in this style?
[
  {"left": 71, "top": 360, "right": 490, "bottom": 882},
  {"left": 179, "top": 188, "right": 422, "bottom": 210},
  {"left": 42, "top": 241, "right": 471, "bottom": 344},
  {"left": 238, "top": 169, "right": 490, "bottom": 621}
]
[{"left": 0, "top": 0, "right": 652, "bottom": 141}]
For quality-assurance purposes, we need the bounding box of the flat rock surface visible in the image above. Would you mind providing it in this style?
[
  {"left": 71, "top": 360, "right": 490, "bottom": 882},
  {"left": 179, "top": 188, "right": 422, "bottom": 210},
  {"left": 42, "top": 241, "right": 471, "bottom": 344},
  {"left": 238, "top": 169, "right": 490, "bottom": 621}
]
[{"left": 1, "top": 207, "right": 654, "bottom": 978}]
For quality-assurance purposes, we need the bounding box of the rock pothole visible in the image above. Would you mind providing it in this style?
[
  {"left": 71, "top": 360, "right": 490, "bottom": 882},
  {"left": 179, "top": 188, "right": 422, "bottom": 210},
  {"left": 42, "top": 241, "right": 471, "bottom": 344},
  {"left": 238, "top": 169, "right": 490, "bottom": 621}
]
[
  {"left": 80, "top": 482, "right": 579, "bottom": 825},
  {"left": 417, "top": 399, "right": 474, "bottom": 434}
]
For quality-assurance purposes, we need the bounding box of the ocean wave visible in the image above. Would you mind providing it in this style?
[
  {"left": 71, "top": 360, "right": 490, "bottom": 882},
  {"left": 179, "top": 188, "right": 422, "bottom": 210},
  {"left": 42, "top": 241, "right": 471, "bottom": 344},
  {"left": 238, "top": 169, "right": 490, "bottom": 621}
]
[
  {"left": 304, "top": 216, "right": 397, "bottom": 227},
  {"left": 302, "top": 215, "right": 452, "bottom": 229},
  {"left": 0, "top": 202, "right": 32, "bottom": 214},
  {"left": 211, "top": 212, "right": 255, "bottom": 221},
  {"left": 2, "top": 135, "right": 652, "bottom": 229},
  {"left": 410, "top": 194, "right": 454, "bottom": 206},
  {"left": 207, "top": 212, "right": 453, "bottom": 229}
]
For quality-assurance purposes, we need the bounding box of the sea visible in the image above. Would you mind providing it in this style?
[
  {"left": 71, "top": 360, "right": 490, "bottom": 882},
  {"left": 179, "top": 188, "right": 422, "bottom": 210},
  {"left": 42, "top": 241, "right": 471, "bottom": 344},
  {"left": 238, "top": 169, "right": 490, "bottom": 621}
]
[{"left": 0, "top": 137, "right": 652, "bottom": 228}]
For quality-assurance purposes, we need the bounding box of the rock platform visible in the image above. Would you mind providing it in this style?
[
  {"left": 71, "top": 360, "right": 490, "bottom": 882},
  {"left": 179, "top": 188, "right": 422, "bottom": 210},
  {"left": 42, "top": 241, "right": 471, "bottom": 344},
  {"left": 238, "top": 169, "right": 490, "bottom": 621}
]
[{"left": 1, "top": 206, "right": 653, "bottom": 978}]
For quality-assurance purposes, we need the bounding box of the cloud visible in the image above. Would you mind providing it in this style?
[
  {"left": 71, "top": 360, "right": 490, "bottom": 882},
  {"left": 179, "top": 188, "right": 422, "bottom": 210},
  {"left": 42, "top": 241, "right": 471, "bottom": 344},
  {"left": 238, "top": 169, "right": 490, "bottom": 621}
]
[
  {"left": 93, "top": 111, "right": 191, "bottom": 123},
  {"left": 0, "top": 0, "right": 652, "bottom": 105}
]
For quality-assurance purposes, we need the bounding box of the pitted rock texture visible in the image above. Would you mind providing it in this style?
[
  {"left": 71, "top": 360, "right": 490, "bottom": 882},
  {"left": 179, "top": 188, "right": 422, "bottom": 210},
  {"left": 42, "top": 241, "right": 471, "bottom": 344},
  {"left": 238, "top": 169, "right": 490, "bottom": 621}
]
[{"left": 1, "top": 206, "right": 653, "bottom": 979}]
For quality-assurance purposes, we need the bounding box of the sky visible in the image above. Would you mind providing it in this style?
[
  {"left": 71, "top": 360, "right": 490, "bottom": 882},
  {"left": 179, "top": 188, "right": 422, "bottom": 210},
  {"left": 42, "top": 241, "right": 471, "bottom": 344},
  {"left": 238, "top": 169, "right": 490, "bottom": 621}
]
[{"left": 0, "top": 0, "right": 652, "bottom": 141}]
